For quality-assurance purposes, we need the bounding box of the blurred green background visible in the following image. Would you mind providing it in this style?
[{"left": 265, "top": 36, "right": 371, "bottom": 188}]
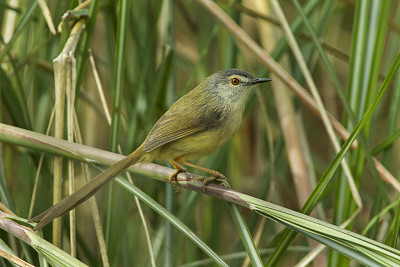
[{"left": 1, "top": 0, "right": 400, "bottom": 266}]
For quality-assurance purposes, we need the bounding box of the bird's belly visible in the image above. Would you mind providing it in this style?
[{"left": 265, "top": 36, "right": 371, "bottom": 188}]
[{"left": 149, "top": 128, "right": 235, "bottom": 161}]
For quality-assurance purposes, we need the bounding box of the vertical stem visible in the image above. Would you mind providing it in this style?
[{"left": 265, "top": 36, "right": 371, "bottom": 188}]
[
  {"left": 105, "top": 0, "right": 129, "bottom": 245},
  {"left": 164, "top": 0, "right": 175, "bottom": 265},
  {"left": 52, "top": 58, "right": 65, "bottom": 247},
  {"left": 67, "top": 55, "right": 77, "bottom": 256},
  {"left": 52, "top": 19, "right": 85, "bottom": 249},
  {"left": 53, "top": 55, "right": 66, "bottom": 247}
]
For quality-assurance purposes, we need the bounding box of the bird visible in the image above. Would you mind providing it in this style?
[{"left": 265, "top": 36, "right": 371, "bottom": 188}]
[{"left": 29, "top": 69, "right": 271, "bottom": 229}]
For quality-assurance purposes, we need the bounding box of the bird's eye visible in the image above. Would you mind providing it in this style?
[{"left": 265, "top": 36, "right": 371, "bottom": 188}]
[{"left": 231, "top": 77, "right": 240, "bottom": 85}]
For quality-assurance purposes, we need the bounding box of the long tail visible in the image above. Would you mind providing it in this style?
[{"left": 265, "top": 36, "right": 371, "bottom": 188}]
[{"left": 29, "top": 145, "right": 146, "bottom": 230}]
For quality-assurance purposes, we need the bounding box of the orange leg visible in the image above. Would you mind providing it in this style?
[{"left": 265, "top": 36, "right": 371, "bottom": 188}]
[
  {"left": 168, "top": 160, "right": 187, "bottom": 187},
  {"left": 177, "top": 160, "right": 228, "bottom": 186}
]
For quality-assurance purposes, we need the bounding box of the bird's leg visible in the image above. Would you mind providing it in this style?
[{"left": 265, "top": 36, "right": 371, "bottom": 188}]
[
  {"left": 178, "top": 160, "right": 229, "bottom": 188},
  {"left": 168, "top": 160, "right": 187, "bottom": 187}
]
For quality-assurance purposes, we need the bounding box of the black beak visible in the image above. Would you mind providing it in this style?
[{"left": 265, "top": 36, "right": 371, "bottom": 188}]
[{"left": 251, "top": 78, "right": 272, "bottom": 85}]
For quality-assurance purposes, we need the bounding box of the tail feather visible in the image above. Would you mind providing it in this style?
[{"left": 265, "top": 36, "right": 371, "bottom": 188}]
[{"left": 30, "top": 145, "right": 146, "bottom": 229}]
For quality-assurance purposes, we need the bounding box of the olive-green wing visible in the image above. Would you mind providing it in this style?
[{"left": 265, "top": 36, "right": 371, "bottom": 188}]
[{"left": 143, "top": 101, "right": 223, "bottom": 152}]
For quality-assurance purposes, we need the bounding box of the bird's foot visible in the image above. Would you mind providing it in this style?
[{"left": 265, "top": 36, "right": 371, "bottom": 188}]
[
  {"left": 202, "top": 172, "right": 230, "bottom": 191},
  {"left": 168, "top": 165, "right": 187, "bottom": 188}
]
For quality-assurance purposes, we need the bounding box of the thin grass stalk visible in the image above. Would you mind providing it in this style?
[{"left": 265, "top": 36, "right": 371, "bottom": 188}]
[
  {"left": 53, "top": 51, "right": 65, "bottom": 249},
  {"left": 28, "top": 107, "right": 55, "bottom": 218},
  {"left": 159, "top": 0, "right": 175, "bottom": 265},
  {"left": 0, "top": 3, "right": 36, "bottom": 131},
  {"left": 388, "top": 202, "right": 400, "bottom": 248},
  {"left": 165, "top": 183, "right": 173, "bottom": 266},
  {"left": 345, "top": 0, "right": 369, "bottom": 121},
  {"left": 105, "top": 0, "right": 129, "bottom": 246},
  {"left": 385, "top": 79, "right": 400, "bottom": 248},
  {"left": 66, "top": 50, "right": 77, "bottom": 257},
  {"left": 361, "top": 0, "right": 392, "bottom": 240},
  {"left": 0, "top": 237, "right": 22, "bottom": 264},
  {"left": 134, "top": 194, "right": 156, "bottom": 267},
  {"left": 0, "top": 147, "right": 15, "bottom": 212},
  {"left": 73, "top": 111, "right": 110, "bottom": 267},
  {"left": 0, "top": 249, "right": 35, "bottom": 267},
  {"left": 371, "top": 129, "right": 400, "bottom": 155},
  {"left": 228, "top": 204, "right": 263, "bottom": 266},
  {"left": 75, "top": 0, "right": 100, "bottom": 94},
  {"left": 109, "top": 0, "right": 128, "bottom": 152},
  {"left": 362, "top": 200, "right": 400, "bottom": 236},
  {"left": 222, "top": 0, "right": 238, "bottom": 69},
  {"left": 0, "top": 1, "right": 37, "bottom": 63},
  {"left": 36, "top": 0, "right": 56, "bottom": 35},
  {"left": 88, "top": 49, "right": 112, "bottom": 124},
  {"left": 381, "top": 2, "right": 400, "bottom": 170},
  {"left": 268, "top": 0, "right": 322, "bottom": 63},
  {"left": 382, "top": 73, "right": 400, "bottom": 249}
]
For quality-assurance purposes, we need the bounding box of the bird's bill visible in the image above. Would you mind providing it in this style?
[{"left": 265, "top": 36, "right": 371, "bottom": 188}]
[{"left": 251, "top": 78, "right": 272, "bottom": 85}]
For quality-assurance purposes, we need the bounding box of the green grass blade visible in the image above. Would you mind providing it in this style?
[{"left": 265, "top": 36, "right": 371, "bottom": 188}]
[
  {"left": 109, "top": 0, "right": 129, "bottom": 152},
  {"left": 116, "top": 178, "right": 229, "bottom": 267},
  {"left": 75, "top": 0, "right": 100, "bottom": 92},
  {"left": 371, "top": 128, "right": 400, "bottom": 156},
  {"left": 238, "top": 194, "right": 400, "bottom": 267},
  {"left": 269, "top": 0, "right": 321, "bottom": 62},
  {"left": 228, "top": 204, "right": 263, "bottom": 266},
  {"left": 104, "top": 0, "right": 130, "bottom": 248},
  {"left": 0, "top": 1, "right": 37, "bottom": 62}
]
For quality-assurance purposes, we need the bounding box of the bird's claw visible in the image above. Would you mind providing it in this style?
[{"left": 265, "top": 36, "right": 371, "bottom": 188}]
[
  {"left": 202, "top": 174, "right": 230, "bottom": 191},
  {"left": 169, "top": 166, "right": 187, "bottom": 187}
]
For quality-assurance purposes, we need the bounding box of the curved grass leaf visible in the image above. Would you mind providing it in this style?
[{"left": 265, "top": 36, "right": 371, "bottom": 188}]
[
  {"left": 237, "top": 193, "right": 400, "bottom": 267},
  {"left": 0, "top": 212, "right": 87, "bottom": 267}
]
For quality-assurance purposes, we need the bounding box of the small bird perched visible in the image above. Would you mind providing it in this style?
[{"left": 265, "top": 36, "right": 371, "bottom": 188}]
[{"left": 29, "top": 69, "right": 271, "bottom": 229}]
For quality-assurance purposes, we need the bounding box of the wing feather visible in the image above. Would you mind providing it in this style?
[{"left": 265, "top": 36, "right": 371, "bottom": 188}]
[{"left": 143, "top": 92, "right": 225, "bottom": 152}]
